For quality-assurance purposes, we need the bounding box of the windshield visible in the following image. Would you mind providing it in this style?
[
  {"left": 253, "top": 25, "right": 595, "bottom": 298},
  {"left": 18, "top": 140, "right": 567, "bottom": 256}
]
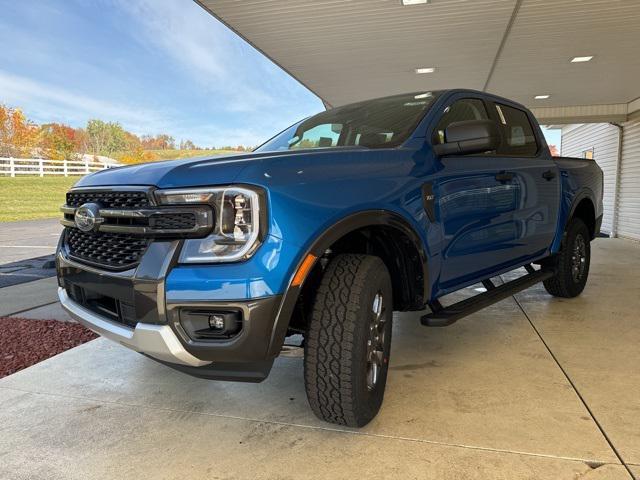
[{"left": 254, "top": 91, "right": 440, "bottom": 153}]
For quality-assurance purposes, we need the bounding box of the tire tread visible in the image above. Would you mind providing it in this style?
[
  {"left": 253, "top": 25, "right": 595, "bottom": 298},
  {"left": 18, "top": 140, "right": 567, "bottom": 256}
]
[{"left": 304, "top": 254, "right": 387, "bottom": 427}]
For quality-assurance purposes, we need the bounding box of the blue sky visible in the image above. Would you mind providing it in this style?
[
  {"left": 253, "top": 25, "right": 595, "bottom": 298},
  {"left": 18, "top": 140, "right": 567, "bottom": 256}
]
[
  {"left": 542, "top": 127, "right": 561, "bottom": 150},
  {"left": 1, "top": 0, "right": 561, "bottom": 150},
  {"left": 0, "top": 0, "right": 325, "bottom": 147}
]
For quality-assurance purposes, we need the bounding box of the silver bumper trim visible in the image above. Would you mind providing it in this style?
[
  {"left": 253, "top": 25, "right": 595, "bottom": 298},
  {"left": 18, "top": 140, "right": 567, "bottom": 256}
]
[{"left": 58, "top": 287, "right": 210, "bottom": 367}]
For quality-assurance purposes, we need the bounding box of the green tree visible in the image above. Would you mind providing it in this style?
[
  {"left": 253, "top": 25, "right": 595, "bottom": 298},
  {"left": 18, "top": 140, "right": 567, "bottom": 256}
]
[
  {"left": 85, "top": 119, "right": 128, "bottom": 156},
  {"left": 180, "top": 139, "right": 196, "bottom": 150}
]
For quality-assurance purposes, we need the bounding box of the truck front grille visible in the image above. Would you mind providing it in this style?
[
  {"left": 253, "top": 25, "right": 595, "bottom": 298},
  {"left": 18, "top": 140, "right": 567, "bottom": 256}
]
[
  {"left": 149, "top": 212, "right": 197, "bottom": 230},
  {"left": 61, "top": 187, "right": 213, "bottom": 271},
  {"left": 65, "top": 228, "right": 150, "bottom": 270},
  {"left": 66, "top": 190, "right": 150, "bottom": 209}
]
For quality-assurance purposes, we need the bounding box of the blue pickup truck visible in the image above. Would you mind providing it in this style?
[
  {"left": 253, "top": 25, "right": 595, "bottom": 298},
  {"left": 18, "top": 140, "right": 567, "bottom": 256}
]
[{"left": 57, "top": 89, "right": 603, "bottom": 427}]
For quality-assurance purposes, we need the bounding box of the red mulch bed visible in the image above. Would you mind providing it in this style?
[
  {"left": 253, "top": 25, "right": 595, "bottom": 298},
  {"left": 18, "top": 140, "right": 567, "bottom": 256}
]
[{"left": 0, "top": 317, "right": 97, "bottom": 378}]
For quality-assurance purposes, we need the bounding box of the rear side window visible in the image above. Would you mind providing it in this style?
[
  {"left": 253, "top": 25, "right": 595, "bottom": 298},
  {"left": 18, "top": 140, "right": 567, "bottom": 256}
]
[
  {"left": 494, "top": 104, "right": 538, "bottom": 156},
  {"left": 432, "top": 98, "right": 488, "bottom": 145}
]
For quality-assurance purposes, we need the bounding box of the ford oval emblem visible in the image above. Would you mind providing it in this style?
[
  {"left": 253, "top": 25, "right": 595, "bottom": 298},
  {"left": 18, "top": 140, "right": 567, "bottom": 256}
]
[{"left": 74, "top": 203, "right": 103, "bottom": 232}]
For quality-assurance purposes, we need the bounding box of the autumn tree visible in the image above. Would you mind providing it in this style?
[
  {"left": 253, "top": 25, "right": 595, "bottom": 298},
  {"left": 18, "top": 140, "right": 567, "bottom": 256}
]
[
  {"left": 118, "top": 146, "right": 158, "bottom": 164},
  {"left": 548, "top": 144, "right": 559, "bottom": 157},
  {"left": 124, "top": 131, "right": 142, "bottom": 151},
  {"left": 39, "top": 123, "right": 79, "bottom": 160},
  {"left": 0, "top": 104, "right": 39, "bottom": 157},
  {"left": 73, "top": 128, "right": 89, "bottom": 156},
  {"left": 141, "top": 134, "right": 175, "bottom": 150},
  {"left": 1, "top": 102, "right": 243, "bottom": 162}
]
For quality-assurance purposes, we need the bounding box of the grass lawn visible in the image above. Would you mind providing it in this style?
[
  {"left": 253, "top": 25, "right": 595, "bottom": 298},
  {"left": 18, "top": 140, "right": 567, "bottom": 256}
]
[
  {"left": 0, "top": 150, "right": 241, "bottom": 222},
  {"left": 0, "top": 176, "right": 79, "bottom": 222}
]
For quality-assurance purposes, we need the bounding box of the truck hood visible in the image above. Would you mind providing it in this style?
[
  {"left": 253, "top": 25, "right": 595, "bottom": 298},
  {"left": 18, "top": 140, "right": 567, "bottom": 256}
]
[
  {"left": 74, "top": 152, "right": 264, "bottom": 189},
  {"left": 72, "top": 147, "right": 400, "bottom": 189}
]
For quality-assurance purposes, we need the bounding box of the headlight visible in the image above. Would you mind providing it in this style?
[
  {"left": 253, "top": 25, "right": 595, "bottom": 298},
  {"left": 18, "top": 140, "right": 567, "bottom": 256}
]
[{"left": 155, "top": 186, "right": 263, "bottom": 263}]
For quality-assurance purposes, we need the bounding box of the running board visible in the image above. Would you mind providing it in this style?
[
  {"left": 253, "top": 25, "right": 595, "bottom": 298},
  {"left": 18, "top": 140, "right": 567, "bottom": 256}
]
[{"left": 420, "top": 267, "right": 555, "bottom": 327}]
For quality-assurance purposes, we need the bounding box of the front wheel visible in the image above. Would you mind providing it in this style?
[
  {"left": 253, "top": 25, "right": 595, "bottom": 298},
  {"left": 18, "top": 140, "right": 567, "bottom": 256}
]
[
  {"left": 543, "top": 217, "right": 591, "bottom": 298},
  {"left": 304, "top": 254, "right": 393, "bottom": 427}
]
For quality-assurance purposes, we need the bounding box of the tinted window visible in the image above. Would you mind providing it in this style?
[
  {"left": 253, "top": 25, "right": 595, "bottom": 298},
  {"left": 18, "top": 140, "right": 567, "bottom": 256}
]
[
  {"left": 289, "top": 124, "right": 341, "bottom": 149},
  {"left": 495, "top": 104, "right": 538, "bottom": 156},
  {"left": 254, "top": 92, "right": 440, "bottom": 153},
  {"left": 432, "top": 98, "right": 488, "bottom": 145}
]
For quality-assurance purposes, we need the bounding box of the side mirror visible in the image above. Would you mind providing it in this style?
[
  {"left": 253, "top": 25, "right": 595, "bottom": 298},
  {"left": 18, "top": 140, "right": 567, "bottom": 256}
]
[{"left": 433, "top": 119, "right": 501, "bottom": 157}]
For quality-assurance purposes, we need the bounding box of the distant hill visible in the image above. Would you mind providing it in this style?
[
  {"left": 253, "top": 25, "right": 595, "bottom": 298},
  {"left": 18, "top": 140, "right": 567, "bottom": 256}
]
[{"left": 148, "top": 149, "right": 240, "bottom": 161}]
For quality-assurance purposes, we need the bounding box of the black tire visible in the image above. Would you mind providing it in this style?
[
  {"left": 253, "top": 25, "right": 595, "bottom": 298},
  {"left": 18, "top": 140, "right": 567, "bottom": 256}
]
[
  {"left": 543, "top": 217, "right": 591, "bottom": 298},
  {"left": 304, "top": 254, "right": 393, "bottom": 427}
]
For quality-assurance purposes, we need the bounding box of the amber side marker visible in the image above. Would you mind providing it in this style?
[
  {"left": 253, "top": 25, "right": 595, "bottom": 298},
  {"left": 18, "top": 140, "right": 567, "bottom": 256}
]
[{"left": 291, "top": 254, "right": 317, "bottom": 287}]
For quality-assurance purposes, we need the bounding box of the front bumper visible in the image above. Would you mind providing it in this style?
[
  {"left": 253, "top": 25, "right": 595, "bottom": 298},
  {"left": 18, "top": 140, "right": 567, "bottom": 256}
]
[
  {"left": 57, "top": 241, "right": 287, "bottom": 382},
  {"left": 59, "top": 287, "right": 208, "bottom": 367}
]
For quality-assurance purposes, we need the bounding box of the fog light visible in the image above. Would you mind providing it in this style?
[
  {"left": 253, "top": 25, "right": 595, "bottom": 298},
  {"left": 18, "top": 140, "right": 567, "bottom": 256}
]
[
  {"left": 179, "top": 309, "right": 242, "bottom": 341},
  {"left": 208, "top": 314, "right": 225, "bottom": 330}
]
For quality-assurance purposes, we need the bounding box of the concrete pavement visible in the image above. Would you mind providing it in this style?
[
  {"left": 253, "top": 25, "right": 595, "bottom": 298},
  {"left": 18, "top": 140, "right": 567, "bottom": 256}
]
[
  {"left": 511, "top": 238, "right": 640, "bottom": 466},
  {"left": 11, "top": 301, "right": 73, "bottom": 322},
  {"left": 0, "top": 218, "right": 61, "bottom": 264},
  {"left": 0, "top": 255, "right": 57, "bottom": 288},
  {"left": 0, "top": 277, "right": 59, "bottom": 317},
  {"left": 0, "top": 238, "right": 638, "bottom": 479}
]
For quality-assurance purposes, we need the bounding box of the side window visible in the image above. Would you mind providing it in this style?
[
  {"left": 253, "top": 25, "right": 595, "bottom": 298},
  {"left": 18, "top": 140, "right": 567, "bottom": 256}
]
[
  {"left": 289, "top": 124, "right": 341, "bottom": 149},
  {"left": 494, "top": 104, "right": 538, "bottom": 156},
  {"left": 432, "top": 98, "right": 488, "bottom": 145}
]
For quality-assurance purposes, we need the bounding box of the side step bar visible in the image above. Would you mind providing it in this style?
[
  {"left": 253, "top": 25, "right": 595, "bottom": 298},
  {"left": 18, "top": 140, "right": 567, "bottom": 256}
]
[{"left": 420, "top": 266, "right": 555, "bottom": 327}]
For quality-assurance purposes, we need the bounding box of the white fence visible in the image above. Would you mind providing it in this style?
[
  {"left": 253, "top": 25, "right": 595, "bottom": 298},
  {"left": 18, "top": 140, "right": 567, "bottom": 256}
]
[{"left": 0, "top": 157, "right": 119, "bottom": 177}]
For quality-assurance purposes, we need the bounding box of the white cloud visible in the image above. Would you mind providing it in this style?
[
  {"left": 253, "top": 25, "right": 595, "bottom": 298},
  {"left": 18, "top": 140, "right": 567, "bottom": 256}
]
[
  {"left": 0, "top": 70, "right": 169, "bottom": 132},
  {"left": 113, "top": 0, "right": 278, "bottom": 113},
  {"left": 0, "top": 69, "right": 271, "bottom": 147}
]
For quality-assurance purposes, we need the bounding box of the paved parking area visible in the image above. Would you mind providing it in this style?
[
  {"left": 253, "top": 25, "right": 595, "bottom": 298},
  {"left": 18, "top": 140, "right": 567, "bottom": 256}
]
[
  {"left": 0, "top": 277, "right": 60, "bottom": 317},
  {"left": 0, "top": 219, "right": 62, "bottom": 264},
  {"left": 0, "top": 239, "right": 638, "bottom": 479}
]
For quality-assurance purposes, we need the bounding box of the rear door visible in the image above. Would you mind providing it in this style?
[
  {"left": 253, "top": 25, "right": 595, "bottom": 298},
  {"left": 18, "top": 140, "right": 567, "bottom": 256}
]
[
  {"left": 486, "top": 101, "right": 560, "bottom": 260},
  {"left": 427, "top": 94, "right": 526, "bottom": 292}
]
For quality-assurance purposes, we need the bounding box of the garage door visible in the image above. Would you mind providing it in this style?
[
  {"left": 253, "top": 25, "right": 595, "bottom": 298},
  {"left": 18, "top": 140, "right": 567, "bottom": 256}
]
[
  {"left": 618, "top": 119, "right": 640, "bottom": 240},
  {"left": 561, "top": 123, "right": 619, "bottom": 235}
]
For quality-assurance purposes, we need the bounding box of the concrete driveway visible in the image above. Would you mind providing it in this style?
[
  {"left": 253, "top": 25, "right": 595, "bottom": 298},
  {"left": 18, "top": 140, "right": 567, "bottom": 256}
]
[{"left": 0, "top": 238, "right": 638, "bottom": 479}]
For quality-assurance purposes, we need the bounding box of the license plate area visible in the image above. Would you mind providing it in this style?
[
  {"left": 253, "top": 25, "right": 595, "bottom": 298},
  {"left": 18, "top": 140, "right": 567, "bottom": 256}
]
[{"left": 65, "top": 281, "right": 138, "bottom": 328}]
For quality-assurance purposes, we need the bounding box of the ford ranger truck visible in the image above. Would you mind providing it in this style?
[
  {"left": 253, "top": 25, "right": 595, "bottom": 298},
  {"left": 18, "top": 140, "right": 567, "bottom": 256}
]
[{"left": 57, "top": 89, "right": 603, "bottom": 427}]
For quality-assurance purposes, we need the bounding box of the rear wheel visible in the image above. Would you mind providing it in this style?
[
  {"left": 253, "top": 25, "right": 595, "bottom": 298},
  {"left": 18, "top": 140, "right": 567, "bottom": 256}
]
[
  {"left": 543, "top": 217, "right": 591, "bottom": 298},
  {"left": 304, "top": 254, "right": 393, "bottom": 427}
]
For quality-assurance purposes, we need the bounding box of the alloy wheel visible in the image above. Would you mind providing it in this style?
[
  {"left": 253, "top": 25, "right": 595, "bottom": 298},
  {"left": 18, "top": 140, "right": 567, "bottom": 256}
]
[
  {"left": 366, "top": 291, "right": 386, "bottom": 391},
  {"left": 571, "top": 233, "right": 587, "bottom": 282}
]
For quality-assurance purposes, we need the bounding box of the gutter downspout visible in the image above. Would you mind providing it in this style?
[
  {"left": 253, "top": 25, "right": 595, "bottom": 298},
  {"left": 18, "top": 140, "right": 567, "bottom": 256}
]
[{"left": 609, "top": 122, "right": 624, "bottom": 238}]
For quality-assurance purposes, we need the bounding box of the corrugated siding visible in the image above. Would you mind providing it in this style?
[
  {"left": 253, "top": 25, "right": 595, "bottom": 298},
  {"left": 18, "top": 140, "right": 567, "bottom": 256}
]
[
  {"left": 619, "top": 119, "right": 640, "bottom": 240},
  {"left": 561, "top": 123, "right": 619, "bottom": 234}
]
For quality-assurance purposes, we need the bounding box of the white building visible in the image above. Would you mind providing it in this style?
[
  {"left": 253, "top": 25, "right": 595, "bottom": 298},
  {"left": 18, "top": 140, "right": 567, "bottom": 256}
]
[{"left": 558, "top": 118, "right": 640, "bottom": 240}]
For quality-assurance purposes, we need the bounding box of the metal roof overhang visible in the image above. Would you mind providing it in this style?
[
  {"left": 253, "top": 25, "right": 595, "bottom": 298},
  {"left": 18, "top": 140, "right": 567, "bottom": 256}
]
[{"left": 196, "top": 0, "right": 640, "bottom": 124}]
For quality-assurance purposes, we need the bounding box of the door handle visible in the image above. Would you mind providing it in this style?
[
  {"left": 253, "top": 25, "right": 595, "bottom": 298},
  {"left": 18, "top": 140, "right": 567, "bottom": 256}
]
[
  {"left": 495, "top": 171, "right": 514, "bottom": 183},
  {"left": 542, "top": 170, "right": 556, "bottom": 181}
]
